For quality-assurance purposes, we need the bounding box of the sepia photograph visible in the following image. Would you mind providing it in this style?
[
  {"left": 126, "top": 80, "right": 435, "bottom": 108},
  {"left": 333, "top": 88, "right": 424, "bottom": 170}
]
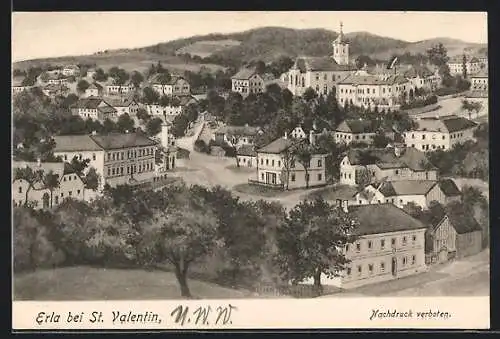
[{"left": 11, "top": 10, "right": 490, "bottom": 329}]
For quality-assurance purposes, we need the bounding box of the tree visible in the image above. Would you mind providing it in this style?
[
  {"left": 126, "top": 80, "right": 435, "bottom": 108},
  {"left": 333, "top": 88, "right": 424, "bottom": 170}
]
[
  {"left": 42, "top": 170, "right": 60, "bottom": 208},
  {"left": 462, "top": 54, "right": 468, "bottom": 79},
  {"left": 14, "top": 167, "right": 44, "bottom": 207},
  {"left": 136, "top": 107, "right": 150, "bottom": 122},
  {"left": 402, "top": 202, "right": 423, "bottom": 219},
  {"left": 130, "top": 71, "right": 144, "bottom": 88},
  {"left": 372, "top": 131, "right": 390, "bottom": 148},
  {"left": 142, "top": 86, "right": 160, "bottom": 105},
  {"left": 280, "top": 146, "right": 296, "bottom": 190},
  {"left": 70, "top": 156, "right": 90, "bottom": 176},
  {"left": 292, "top": 141, "right": 313, "bottom": 189},
  {"left": 84, "top": 167, "right": 100, "bottom": 191},
  {"left": 76, "top": 79, "right": 90, "bottom": 94},
  {"left": 302, "top": 87, "right": 318, "bottom": 102},
  {"left": 140, "top": 189, "right": 220, "bottom": 297},
  {"left": 255, "top": 60, "right": 266, "bottom": 74},
  {"left": 426, "top": 43, "right": 449, "bottom": 67},
  {"left": 461, "top": 99, "right": 482, "bottom": 120},
  {"left": 276, "top": 197, "right": 358, "bottom": 293},
  {"left": 146, "top": 117, "right": 163, "bottom": 137},
  {"left": 116, "top": 113, "right": 135, "bottom": 133},
  {"left": 93, "top": 68, "right": 108, "bottom": 82},
  {"left": 159, "top": 95, "right": 171, "bottom": 107},
  {"left": 355, "top": 167, "right": 372, "bottom": 190}
]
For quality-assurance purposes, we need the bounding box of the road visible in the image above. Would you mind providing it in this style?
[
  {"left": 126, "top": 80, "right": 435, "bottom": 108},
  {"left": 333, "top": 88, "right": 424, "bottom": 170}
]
[
  {"left": 409, "top": 96, "right": 488, "bottom": 120},
  {"left": 321, "top": 249, "right": 489, "bottom": 297}
]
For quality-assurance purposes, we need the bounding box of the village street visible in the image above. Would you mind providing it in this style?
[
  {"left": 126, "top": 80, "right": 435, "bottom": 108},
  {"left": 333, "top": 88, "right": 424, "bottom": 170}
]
[{"left": 321, "top": 249, "right": 489, "bottom": 297}]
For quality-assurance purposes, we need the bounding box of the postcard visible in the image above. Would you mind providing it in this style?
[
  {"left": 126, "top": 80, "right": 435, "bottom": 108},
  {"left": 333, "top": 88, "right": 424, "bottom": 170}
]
[{"left": 11, "top": 11, "right": 489, "bottom": 330}]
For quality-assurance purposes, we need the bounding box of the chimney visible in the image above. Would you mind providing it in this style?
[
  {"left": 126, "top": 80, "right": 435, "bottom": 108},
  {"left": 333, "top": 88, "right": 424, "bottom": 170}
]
[
  {"left": 91, "top": 130, "right": 97, "bottom": 135},
  {"left": 341, "top": 200, "right": 349, "bottom": 213},
  {"left": 309, "top": 130, "right": 315, "bottom": 146}
]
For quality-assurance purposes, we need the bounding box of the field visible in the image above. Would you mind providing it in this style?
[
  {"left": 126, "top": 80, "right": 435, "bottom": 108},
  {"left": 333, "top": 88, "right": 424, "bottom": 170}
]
[
  {"left": 13, "top": 50, "right": 226, "bottom": 74},
  {"left": 14, "top": 266, "right": 254, "bottom": 301},
  {"left": 176, "top": 39, "right": 241, "bottom": 58}
]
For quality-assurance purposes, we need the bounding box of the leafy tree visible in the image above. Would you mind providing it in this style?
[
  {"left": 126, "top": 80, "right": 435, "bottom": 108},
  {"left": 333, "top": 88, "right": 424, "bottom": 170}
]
[
  {"left": 159, "top": 95, "right": 171, "bottom": 107},
  {"left": 292, "top": 141, "right": 313, "bottom": 189},
  {"left": 280, "top": 146, "right": 296, "bottom": 190},
  {"left": 84, "top": 167, "right": 100, "bottom": 191},
  {"left": 462, "top": 54, "right": 468, "bottom": 79},
  {"left": 276, "top": 197, "right": 358, "bottom": 293},
  {"left": 426, "top": 43, "right": 449, "bottom": 67},
  {"left": 42, "top": 170, "right": 60, "bottom": 208},
  {"left": 402, "top": 202, "right": 424, "bottom": 219},
  {"left": 116, "top": 113, "right": 135, "bottom": 133},
  {"left": 130, "top": 71, "right": 145, "bottom": 88},
  {"left": 302, "top": 87, "right": 318, "bottom": 102},
  {"left": 76, "top": 79, "right": 90, "bottom": 94},
  {"left": 70, "top": 156, "right": 90, "bottom": 176},
  {"left": 142, "top": 86, "right": 160, "bottom": 105},
  {"left": 136, "top": 107, "right": 150, "bottom": 122},
  {"left": 146, "top": 117, "right": 163, "bottom": 137},
  {"left": 93, "top": 68, "right": 108, "bottom": 82},
  {"left": 461, "top": 99, "right": 482, "bottom": 120},
  {"left": 255, "top": 60, "right": 266, "bottom": 74},
  {"left": 372, "top": 131, "right": 390, "bottom": 148},
  {"left": 355, "top": 167, "right": 372, "bottom": 190},
  {"left": 140, "top": 188, "right": 220, "bottom": 297},
  {"left": 14, "top": 167, "right": 44, "bottom": 207}
]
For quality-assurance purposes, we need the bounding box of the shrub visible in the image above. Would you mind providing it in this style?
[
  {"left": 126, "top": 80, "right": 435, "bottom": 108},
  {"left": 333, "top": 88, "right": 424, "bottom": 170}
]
[{"left": 194, "top": 139, "right": 209, "bottom": 153}]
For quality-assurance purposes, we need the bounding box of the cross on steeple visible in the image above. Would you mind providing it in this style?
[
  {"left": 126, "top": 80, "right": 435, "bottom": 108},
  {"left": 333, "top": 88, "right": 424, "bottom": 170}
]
[{"left": 340, "top": 21, "right": 343, "bottom": 33}]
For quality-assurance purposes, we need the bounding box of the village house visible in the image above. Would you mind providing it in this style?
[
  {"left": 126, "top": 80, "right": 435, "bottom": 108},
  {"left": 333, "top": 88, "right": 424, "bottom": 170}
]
[
  {"left": 470, "top": 69, "right": 488, "bottom": 92},
  {"left": 105, "top": 81, "right": 135, "bottom": 96},
  {"left": 53, "top": 131, "right": 159, "bottom": 189},
  {"left": 427, "top": 212, "right": 483, "bottom": 264},
  {"left": 334, "top": 119, "right": 381, "bottom": 145},
  {"left": 151, "top": 75, "right": 191, "bottom": 96},
  {"left": 213, "top": 124, "right": 263, "bottom": 149},
  {"left": 46, "top": 73, "right": 70, "bottom": 85},
  {"left": 12, "top": 160, "right": 97, "bottom": 209},
  {"left": 403, "top": 115, "right": 478, "bottom": 152},
  {"left": 231, "top": 69, "right": 265, "bottom": 98},
  {"left": 145, "top": 95, "right": 198, "bottom": 119},
  {"left": 84, "top": 83, "right": 104, "bottom": 97},
  {"left": 282, "top": 23, "right": 357, "bottom": 97},
  {"left": 12, "top": 76, "right": 32, "bottom": 96},
  {"left": 104, "top": 95, "right": 140, "bottom": 117},
  {"left": 71, "top": 97, "right": 118, "bottom": 122},
  {"left": 289, "top": 121, "right": 330, "bottom": 141},
  {"left": 339, "top": 146, "right": 438, "bottom": 186},
  {"left": 62, "top": 64, "right": 80, "bottom": 77},
  {"left": 42, "top": 83, "right": 70, "bottom": 98},
  {"left": 354, "top": 180, "right": 451, "bottom": 210},
  {"left": 309, "top": 202, "right": 427, "bottom": 289},
  {"left": 236, "top": 145, "right": 257, "bottom": 168},
  {"left": 447, "top": 55, "right": 481, "bottom": 76},
  {"left": 403, "top": 64, "right": 441, "bottom": 91},
  {"left": 86, "top": 68, "right": 97, "bottom": 79},
  {"left": 250, "top": 133, "right": 327, "bottom": 189},
  {"left": 337, "top": 72, "right": 412, "bottom": 112}
]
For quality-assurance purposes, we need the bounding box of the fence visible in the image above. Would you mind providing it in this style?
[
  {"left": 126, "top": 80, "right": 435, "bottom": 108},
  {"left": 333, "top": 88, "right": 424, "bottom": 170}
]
[
  {"left": 254, "top": 284, "right": 342, "bottom": 298},
  {"left": 248, "top": 179, "right": 284, "bottom": 189}
]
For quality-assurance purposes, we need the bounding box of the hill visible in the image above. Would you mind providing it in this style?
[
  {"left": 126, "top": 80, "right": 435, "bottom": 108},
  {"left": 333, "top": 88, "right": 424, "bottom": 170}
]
[{"left": 13, "top": 27, "right": 487, "bottom": 73}]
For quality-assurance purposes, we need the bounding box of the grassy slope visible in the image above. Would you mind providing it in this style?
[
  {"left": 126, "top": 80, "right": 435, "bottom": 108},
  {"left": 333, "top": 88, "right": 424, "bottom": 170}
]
[{"left": 14, "top": 266, "right": 254, "bottom": 301}]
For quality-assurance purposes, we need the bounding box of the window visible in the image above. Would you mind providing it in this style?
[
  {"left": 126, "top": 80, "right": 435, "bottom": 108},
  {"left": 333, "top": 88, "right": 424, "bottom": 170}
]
[
  {"left": 422, "top": 134, "right": 426, "bottom": 140},
  {"left": 317, "top": 159, "right": 322, "bottom": 167},
  {"left": 55, "top": 196, "right": 59, "bottom": 204},
  {"left": 356, "top": 243, "right": 361, "bottom": 251},
  {"left": 368, "top": 241, "right": 372, "bottom": 249},
  {"left": 121, "top": 152, "right": 124, "bottom": 160},
  {"left": 381, "top": 262, "right": 385, "bottom": 272},
  {"left": 68, "top": 191, "right": 72, "bottom": 196},
  {"left": 68, "top": 176, "right": 72, "bottom": 181},
  {"left": 403, "top": 257, "right": 407, "bottom": 265},
  {"left": 412, "top": 255, "right": 416, "bottom": 265},
  {"left": 112, "top": 168, "right": 115, "bottom": 175},
  {"left": 61, "top": 192, "right": 64, "bottom": 197},
  {"left": 107, "top": 168, "right": 111, "bottom": 176},
  {"left": 318, "top": 173, "right": 322, "bottom": 181},
  {"left": 346, "top": 244, "right": 350, "bottom": 252},
  {"left": 412, "top": 235, "right": 417, "bottom": 242},
  {"left": 291, "top": 173, "right": 296, "bottom": 181},
  {"left": 18, "top": 187, "right": 22, "bottom": 193},
  {"left": 260, "top": 159, "right": 263, "bottom": 165},
  {"left": 358, "top": 266, "right": 362, "bottom": 274},
  {"left": 368, "top": 264, "right": 373, "bottom": 274},
  {"left": 266, "top": 159, "right": 269, "bottom": 166},
  {"left": 347, "top": 267, "right": 351, "bottom": 275},
  {"left": 381, "top": 239, "right": 385, "bottom": 249},
  {"left": 278, "top": 161, "right": 281, "bottom": 167},
  {"left": 391, "top": 238, "right": 396, "bottom": 246},
  {"left": 63, "top": 177, "right": 66, "bottom": 182},
  {"left": 92, "top": 153, "right": 96, "bottom": 161},
  {"left": 395, "top": 170, "right": 399, "bottom": 175},
  {"left": 272, "top": 160, "right": 275, "bottom": 167},
  {"left": 77, "top": 189, "right": 81, "bottom": 195},
  {"left": 120, "top": 167, "right": 124, "bottom": 175},
  {"left": 403, "top": 236, "right": 407, "bottom": 245}
]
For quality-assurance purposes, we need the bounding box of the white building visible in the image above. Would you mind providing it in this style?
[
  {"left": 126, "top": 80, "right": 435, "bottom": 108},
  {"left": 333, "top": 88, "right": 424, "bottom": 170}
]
[
  {"left": 105, "top": 81, "right": 135, "bottom": 95},
  {"left": 404, "top": 115, "right": 478, "bottom": 152},
  {"left": 308, "top": 203, "right": 427, "bottom": 289},
  {"left": 339, "top": 146, "right": 438, "bottom": 186},
  {"left": 250, "top": 134, "right": 327, "bottom": 189},
  {"left": 150, "top": 75, "right": 191, "bottom": 96},
  {"left": 84, "top": 83, "right": 104, "bottom": 97},
  {"left": 62, "top": 65, "right": 80, "bottom": 77},
  {"left": 53, "top": 131, "right": 159, "bottom": 189},
  {"left": 236, "top": 145, "right": 257, "bottom": 168},
  {"left": 213, "top": 125, "right": 263, "bottom": 149},
  {"left": 71, "top": 97, "right": 118, "bottom": 122},
  {"left": 447, "top": 55, "right": 481, "bottom": 76},
  {"left": 105, "top": 96, "right": 140, "bottom": 117},
  {"left": 12, "top": 76, "right": 31, "bottom": 96},
  {"left": 403, "top": 65, "right": 441, "bottom": 92},
  {"left": 470, "top": 69, "right": 488, "bottom": 92},
  {"left": 334, "top": 119, "right": 379, "bottom": 145},
  {"left": 231, "top": 69, "right": 265, "bottom": 97}
]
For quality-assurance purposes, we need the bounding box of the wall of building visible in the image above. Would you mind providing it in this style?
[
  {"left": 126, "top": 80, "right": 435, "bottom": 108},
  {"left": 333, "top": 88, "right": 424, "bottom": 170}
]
[
  {"left": 404, "top": 130, "right": 451, "bottom": 152},
  {"left": 103, "top": 145, "right": 156, "bottom": 187},
  {"left": 456, "top": 231, "right": 483, "bottom": 259},
  {"left": 237, "top": 155, "right": 257, "bottom": 168},
  {"left": 432, "top": 217, "right": 457, "bottom": 254}
]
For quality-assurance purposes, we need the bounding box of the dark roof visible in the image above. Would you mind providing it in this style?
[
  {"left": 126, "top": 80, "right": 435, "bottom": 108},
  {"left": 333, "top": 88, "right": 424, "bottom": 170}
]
[
  {"left": 231, "top": 68, "right": 258, "bottom": 80},
  {"left": 216, "top": 125, "right": 262, "bottom": 137},
  {"left": 336, "top": 120, "right": 377, "bottom": 134},
  {"left": 104, "top": 95, "right": 137, "bottom": 107},
  {"left": 447, "top": 213, "right": 482, "bottom": 234},
  {"left": 338, "top": 73, "right": 408, "bottom": 85},
  {"left": 257, "top": 137, "right": 295, "bottom": 154},
  {"left": 346, "top": 147, "right": 435, "bottom": 171},
  {"left": 54, "top": 132, "right": 157, "bottom": 152},
  {"left": 73, "top": 97, "right": 105, "bottom": 109},
  {"left": 63, "top": 162, "right": 78, "bottom": 175},
  {"left": 348, "top": 203, "right": 427, "bottom": 236},
  {"left": 293, "top": 56, "right": 356, "bottom": 72},
  {"left": 237, "top": 145, "right": 257, "bottom": 157},
  {"left": 415, "top": 115, "right": 478, "bottom": 133},
  {"left": 471, "top": 69, "right": 488, "bottom": 78},
  {"left": 438, "top": 179, "right": 461, "bottom": 197},
  {"left": 377, "top": 180, "right": 438, "bottom": 197},
  {"left": 150, "top": 74, "right": 186, "bottom": 85},
  {"left": 90, "top": 132, "right": 157, "bottom": 150},
  {"left": 98, "top": 105, "right": 117, "bottom": 114}
]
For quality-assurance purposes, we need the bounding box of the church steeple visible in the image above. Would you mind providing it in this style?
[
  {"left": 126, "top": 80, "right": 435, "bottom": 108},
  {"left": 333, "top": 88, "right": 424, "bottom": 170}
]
[{"left": 332, "top": 21, "right": 349, "bottom": 65}]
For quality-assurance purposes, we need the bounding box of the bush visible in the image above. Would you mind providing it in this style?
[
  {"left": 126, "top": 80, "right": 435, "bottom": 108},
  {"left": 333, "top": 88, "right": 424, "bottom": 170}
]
[
  {"left": 194, "top": 139, "right": 209, "bottom": 153},
  {"left": 208, "top": 139, "right": 236, "bottom": 157},
  {"left": 401, "top": 95, "right": 438, "bottom": 109},
  {"left": 435, "top": 87, "right": 462, "bottom": 97}
]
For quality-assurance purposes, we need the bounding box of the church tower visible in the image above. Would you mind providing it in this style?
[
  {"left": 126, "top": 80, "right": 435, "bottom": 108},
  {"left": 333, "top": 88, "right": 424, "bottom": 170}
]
[{"left": 332, "top": 22, "right": 349, "bottom": 65}]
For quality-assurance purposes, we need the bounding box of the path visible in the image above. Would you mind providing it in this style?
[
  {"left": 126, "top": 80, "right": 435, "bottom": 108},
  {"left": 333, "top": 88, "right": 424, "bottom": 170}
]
[{"left": 408, "top": 96, "right": 488, "bottom": 120}]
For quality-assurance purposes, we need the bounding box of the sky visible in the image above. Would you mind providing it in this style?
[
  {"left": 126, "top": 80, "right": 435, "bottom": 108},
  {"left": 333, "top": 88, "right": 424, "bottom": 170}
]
[{"left": 12, "top": 11, "right": 488, "bottom": 62}]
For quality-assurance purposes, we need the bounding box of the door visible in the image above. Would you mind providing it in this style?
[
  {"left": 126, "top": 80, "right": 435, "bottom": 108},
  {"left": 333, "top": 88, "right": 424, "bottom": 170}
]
[
  {"left": 42, "top": 193, "right": 50, "bottom": 209},
  {"left": 391, "top": 257, "right": 397, "bottom": 277},
  {"left": 265, "top": 172, "right": 277, "bottom": 185}
]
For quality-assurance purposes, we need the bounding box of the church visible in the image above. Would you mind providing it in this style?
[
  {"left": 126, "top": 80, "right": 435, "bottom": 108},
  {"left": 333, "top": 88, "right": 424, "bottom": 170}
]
[{"left": 281, "top": 22, "right": 358, "bottom": 97}]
